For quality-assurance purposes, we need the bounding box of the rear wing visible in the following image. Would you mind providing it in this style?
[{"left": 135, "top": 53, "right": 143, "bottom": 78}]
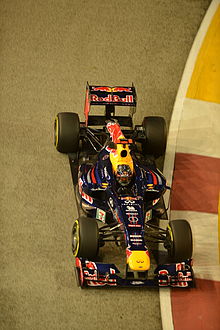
[
  {"left": 84, "top": 83, "right": 137, "bottom": 126},
  {"left": 89, "top": 85, "right": 136, "bottom": 106}
]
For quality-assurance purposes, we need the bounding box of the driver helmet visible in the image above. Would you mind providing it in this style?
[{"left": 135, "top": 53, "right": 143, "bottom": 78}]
[
  {"left": 116, "top": 164, "right": 133, "bottom": 186},
  {"left": 109, "top": 137, "right": 134, "bottom": 186}
]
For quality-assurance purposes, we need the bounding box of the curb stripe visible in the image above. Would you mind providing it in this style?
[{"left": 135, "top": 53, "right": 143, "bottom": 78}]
[
  {"left": 219, "top": 192, "right": 220, "bottom": 263},
  {"left": 171, "top": 153, "right": 220, "bottom": 214},
  {"left": 187, "top": 5, "right": 220, "bottom": 103},
  {"left": 171, "top": 279, "right": 220, "bottom": 330}
]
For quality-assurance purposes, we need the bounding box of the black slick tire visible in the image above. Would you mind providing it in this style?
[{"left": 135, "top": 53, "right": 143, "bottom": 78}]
[
  {"left": 167, "top": 219, "right": 193, "bottom": 262},
  {"left": 72, "top": 217, "right": 99, "bottom": 259},
  {"left": 142, "top": 116, "right": 167, "bottom": 158},
  {"left": 54, "top": 112, "right": 80, "bottom": 153}
]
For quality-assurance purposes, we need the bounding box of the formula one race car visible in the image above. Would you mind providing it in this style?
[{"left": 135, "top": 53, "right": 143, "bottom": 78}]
[{"left": 54, "top": 83, "right": 194, "bottom": 288}]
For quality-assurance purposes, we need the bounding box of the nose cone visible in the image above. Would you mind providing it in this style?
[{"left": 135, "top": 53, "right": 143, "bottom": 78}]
[{"left": 127, "top": 251, "right": 150, "bottom": 271}]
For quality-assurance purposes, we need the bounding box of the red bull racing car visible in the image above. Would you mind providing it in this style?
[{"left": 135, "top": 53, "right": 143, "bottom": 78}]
[{"left": 54, "top": 83, "right": 194, "bottom": 288}]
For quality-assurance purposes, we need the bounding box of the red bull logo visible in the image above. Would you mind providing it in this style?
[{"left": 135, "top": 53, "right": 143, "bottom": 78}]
[
  {"left": 92, "top": 86, "right": 112, "bottom": 92},
  {"left": 91, "top": 94, "right": 134, "bottom": 103},
  {"left": 91, "top": 86, "right": 132, "bottom": 93},
  {"left": 112, "top": 87, "right": 132, "bottom": 92}
]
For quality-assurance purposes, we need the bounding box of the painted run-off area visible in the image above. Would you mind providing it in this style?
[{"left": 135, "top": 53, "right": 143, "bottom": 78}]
[{"left": 169, "top": 2, "right": 220, "bottom": 329}]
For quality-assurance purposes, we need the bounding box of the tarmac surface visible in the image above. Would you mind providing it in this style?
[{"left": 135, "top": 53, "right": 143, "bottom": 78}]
[{"left": 0, "top": 1, "right": 211, "bottom": 329}]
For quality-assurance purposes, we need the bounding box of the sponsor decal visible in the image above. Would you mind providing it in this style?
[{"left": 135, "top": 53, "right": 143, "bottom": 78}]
[
  {"left": 108, "top": 197, "right": 114, "bottom": 208},
  {"left": 84, "top": 261, "right": 117, "bottom": 286},
  {"left": 176, "top": 262, "right": 185, "bottom": 271},
  {"left": 96, "top": 208, "right": 106, "bottom": 223},
  {"left": 158, "top": 268, "right": 192, "bottom": 287},
  {"left": 131, "top": 281, "right": 145, "bottom": 285},
  {"left": 128, "top": 224, "right": 142, "bottom": 228},
  {"left": 126, "top": 206, "right": 136, "bottom": 211},
  {"left": 91, "top": 86, "right": 132, "bottom": 93},
  {"left": 124, "top": 204, "right": 141, "bottom": 225},
  {"left": 84, "top": 263, "right": 98, "bottom": 281},
  {"left": 152, "top": 198, "right": 160, "bottom": 206},
  {"left": 87, "top": 278, "right": 117, "bottom": 287},
  {"left": 91, "top": 94, "right": 134, "bottom": 103},
  {"left": 92, "top": 87, "right": 112, "bottom": 92},
  {"left": 146, "top": 188, "right": 160, "bottom": 192},
  {"left": 145, "top": 210, "right": 152, "bottom": 222},
  {"left": 81, "top": 192, "right": 93, "bottom": 204},
  {"left": 101, "top": 182, "right": 108, "bottom": 188},
  {"left": 78, "top": 178, "right": 83, "bottom": 193},
  {"left": 158, "top": 269, "right": 170, "bottom": 287},
  {"left": 177, "top": 272, "right": 192, "bottom": 283},
  {"left": 85, "top": 261, "right": 97, "bottom": 270},
  {"left": 110, "top": 268, "right": 116, "bottom": 275},
  {"left": 123, "top": 200, "right": 136, "bottom": 205},
  {"left": 121, "top": 196, "right": 139, "bottom": 201},
  {"left": 112, "top": 87, "right": 132, "bottom": 92},
  {"left": 104, "top": 167, "right": 109, "bottom": 179},
  {"left": 127, "top": 215, "right": 139, "bottom": 224}
]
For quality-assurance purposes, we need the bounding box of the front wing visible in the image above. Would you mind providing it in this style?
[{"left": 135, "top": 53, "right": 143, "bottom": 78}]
[{"left": 75, "top": 257, "right": 194, "bottom": 288}]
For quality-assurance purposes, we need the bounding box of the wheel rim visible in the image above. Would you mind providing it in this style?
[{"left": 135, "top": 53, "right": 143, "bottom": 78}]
[
  {"left": 166, "top": 224, "right": 174, "bottom": 257},
  {"left": 167, "top": 224, "right": 173, "bottom": 242},
  {"left": 72, "top": 220, "right": 80, "bottom": 256}
]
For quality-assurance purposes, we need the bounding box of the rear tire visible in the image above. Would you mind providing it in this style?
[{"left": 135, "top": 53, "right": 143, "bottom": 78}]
[
  {"left": 166, "top": 219, "right": 193, "bottom": 262},
  {"left": 72, "top": 217, "right": 99, "bottom": 259},
  {"left": 54, "top": 112, "right": 80, "bottom": 153},
  {"left": 142, "top": 116, "right": 167, "bottom": 158}
]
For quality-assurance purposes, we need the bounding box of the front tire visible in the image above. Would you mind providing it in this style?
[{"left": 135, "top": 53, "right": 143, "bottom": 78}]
[
  {"left": 166, "top": 219, "right": 193, "bottom": 262},
  {"left": 72, "top": 217, "right": 99, "bottom": 259},
  {"left": 54, "top": 112, "right": 80, "bottom": 153},
  {"left": 142, "top": 116, "right": 167, "bottom": 158}
]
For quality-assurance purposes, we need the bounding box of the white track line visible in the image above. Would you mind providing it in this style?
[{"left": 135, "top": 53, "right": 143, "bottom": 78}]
[{"left": 159, "top": 1, "right": 220, "bottom": 329}]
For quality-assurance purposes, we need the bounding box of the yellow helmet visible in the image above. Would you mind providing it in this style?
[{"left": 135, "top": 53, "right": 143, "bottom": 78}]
[{"left": 110, "top": 141, "right": 134, "bottom": 186}]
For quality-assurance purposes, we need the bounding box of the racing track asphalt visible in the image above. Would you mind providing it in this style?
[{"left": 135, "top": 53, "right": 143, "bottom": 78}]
[{"left": 0, "top": 1, "right": 211, "bottom": 329}]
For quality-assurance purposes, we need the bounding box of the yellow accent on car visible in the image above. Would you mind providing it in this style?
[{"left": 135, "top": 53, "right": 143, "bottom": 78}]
[
  {"left": 167, "top": 224, "right": 173, "bottom": 242},
  {"left": 73, "top": 220, "right": 80, "bottom": 257},
  {"left": 110, "top": 142, "right": 134, "bottom": 174},
  {"left": 55, "top": 116, "right": 59, "bottom": 147},
  {"left": 127, "top": 251, "right": 150, "bottom": 271}
]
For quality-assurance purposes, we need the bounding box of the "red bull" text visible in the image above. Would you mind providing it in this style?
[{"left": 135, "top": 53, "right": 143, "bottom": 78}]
[{"left": 91, "top": 94, "right": 134, "bottom": 103}]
